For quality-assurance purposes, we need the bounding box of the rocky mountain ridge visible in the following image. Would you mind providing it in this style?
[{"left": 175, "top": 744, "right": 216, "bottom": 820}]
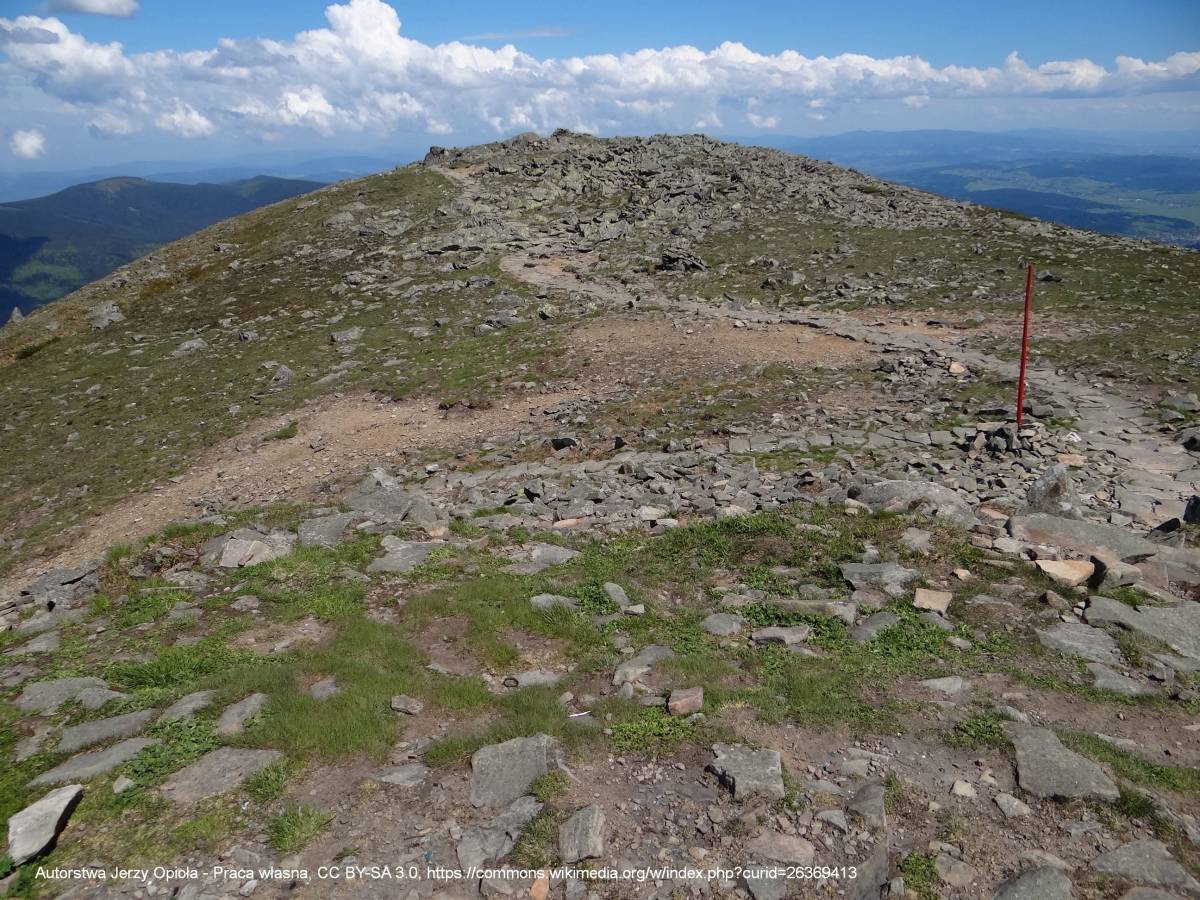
[{"left": 0, "top": 131, "right": 1199, "bottom": 899}]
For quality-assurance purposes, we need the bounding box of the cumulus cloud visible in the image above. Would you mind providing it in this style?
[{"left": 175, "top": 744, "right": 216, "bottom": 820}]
[
  {"left": 10, "top": 128, "right": 46, "bottom": 158},
  {"left": 46, "top": 0, "right": 138, "bottom": 17},
  {"left": 1, "top": 0, "right": 1197, "bottom": 143}
]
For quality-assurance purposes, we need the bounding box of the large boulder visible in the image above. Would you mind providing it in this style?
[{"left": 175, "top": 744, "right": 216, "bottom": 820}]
[
  {"left": 1005, "top": 724, "right": 1119, "bottom": 801},
  {"left": 1025, "top": 464, "right": 1082, "bottom": 517},
  {"left": 7, "top": 784, "right": 83, "bottom": 866}
]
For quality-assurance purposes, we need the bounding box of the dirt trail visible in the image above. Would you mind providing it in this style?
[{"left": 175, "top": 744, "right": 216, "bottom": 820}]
[{"left": 1, "top": 389, "right": 578, "bottom": 593}]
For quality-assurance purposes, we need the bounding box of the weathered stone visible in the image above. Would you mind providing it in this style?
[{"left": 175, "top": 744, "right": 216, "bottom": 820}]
[
  {"left": 57, "top": 709, "right": 155, "bottom": 754},
  {"left": 31, "top": 738, "right": 156, "bottom": 785},
  {"left": 750, "top": 625, "right": 811, "bottom": 646},
  {"left": 1006, "top": 724, "right": 1119, "bottom": 801},
  {"left": 612, "top": 645, "right": 673, "bottom": 686},
  {"left": 667, "top": 687, "right": 704, "bottom": 716},
  {"left": 921, "top": 676, "right": 966, "bottom": 695},
  {"left": 309, "top": 677, "right": 339, "bottom": 700},
  {"left": 367, "top": 538, "right": 443, "bottom": 574},
  {"left": 7, "top": 784, "right": 83, "bottom": 866},
  {"left": 745, "top": 832, "right": 815, "bottom": 865},
  {"left": 14, "top": 677, "right": 111, "bottom": 714},
  {"left": 936, "top": 854, "right": 979, "bottom": 888},
  {"left": 602, "top": 582, "right": 630, "bottom": 608},
  {"left": 217, "top": 692, "right": 269, "bottom": 736},
  {"left": 1026, "top": 464, "right": 1081, "bottom": 518},
  {"left": 848, "top": 782, "right": 887, "bottom": 830},
  {"left": 850, "top": 611, "right": 900, "bottom": 643},
  {"left": 1089, "top": 839, "right": 1200, "bottom": 896},
  {"left": 840, "top": 562, "right": 920, "bottom": 597},
  {"left": 457, "top": 796, "right": 542, "bottom": 870},
  {"left": 470, "top": 734, "right": 563, "bottom": 809},
  {"left": 530, "top": 593, "right": 577, "bottom": 611},
  {"left": 1085, "top": 594, "right": 1200, "bottom": 663},
  {"left": 708, "top": 743, "right": 786, "bottom": 801},
  {"left": 701, "top": 613, "right": 744, "bottom": 636},
  {"left": 1036, "top": 558, "right": 1095, "bottom": 587},
  {"left": 160, "top": 748, "right": 282, "bottom": 805},
  {"left": 1087, "top": 663, "right": 1153, "bottom": 697},
  {"left": 158, "top": 690, "right": 216, "bottom": 723},
  {"left": 994, "top": 793, "right": 1032, "bottom": 819},
  {"left": 297, "top": 513, "right": 357, "bottom": 548},
  {"left": 851, "top": 480, "right": 975, "bottom": 526},
  {"left": 558, "top": 804, "right": 605, "bottom": 863},
  {"left": 991, "top": 866, "right": 1072, "bottom": 900},
  {"left": 900, "top": 527, "right": 933, "bottom": 555},
  {"left": 87, "top": 301, "right": 124, "bottom": 330},
  {"left": 390, "top": 695, "right": 424, "bottom": 715},
  {"left": 1037, "top": 622, "right": 1122, "bottom": 665},
  {"left": 913, "top": 587, "right": 952, "bottom": 615}
]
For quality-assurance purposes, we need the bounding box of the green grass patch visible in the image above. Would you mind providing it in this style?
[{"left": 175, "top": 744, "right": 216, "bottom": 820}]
[
  {"left": 899, "top": 853, "right": 939, "bottom": 900},
  {"left": 945, "top": 712, "right": 1009, "bottom": 749},
  {"left": 123, "top": 718, "right": 220, "bottom": 786},
  {"left": 508, "top": 809, "right": 561, "bottom": 869},
  {"left": 269, "top": 804, "right": 332, "bottom": 852},
  {"left": 609, "top": 707, "right": 697, "bottom": 755},
  {"left": 266, "top": 421, "right": 298, "bottom": 441},
  {"left": 530, "top": 771, "right": 569, "bottom": 803}
]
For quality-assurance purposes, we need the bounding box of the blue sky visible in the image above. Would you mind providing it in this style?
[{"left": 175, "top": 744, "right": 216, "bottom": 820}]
[{"left": 2, "top": 0, "right": 1198, "bottom": 169}]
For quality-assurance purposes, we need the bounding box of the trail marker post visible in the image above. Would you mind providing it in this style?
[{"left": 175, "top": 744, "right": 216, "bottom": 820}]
[{"left": 1015, "top": 263, "right": 1035, "bottom": 428}]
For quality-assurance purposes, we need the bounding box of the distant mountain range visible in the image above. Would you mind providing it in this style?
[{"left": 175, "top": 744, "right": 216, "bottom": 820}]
[
  {"left": 750, "top": 130, "right": 1200, "bottom": 247},
  {"left": 0, "top": 175, "right": 321, "bottom": 321}
]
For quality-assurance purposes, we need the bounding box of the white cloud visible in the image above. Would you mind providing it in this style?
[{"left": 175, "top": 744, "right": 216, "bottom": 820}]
[
  {"left": 46, "top": 0, "right": 138, "bottom": 17},
  {"left": 1, "top": 0, "right": 1197, "bottom": 145},
  {"left": 10, "top": 128, "right": 46, "bottom": 158},
  {"left": 156, "top": 102, "right": 215, "bottom": 137}
]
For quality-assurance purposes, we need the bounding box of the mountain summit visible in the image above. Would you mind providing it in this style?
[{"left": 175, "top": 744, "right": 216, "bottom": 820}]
[{"left": 1, "top": 131, "right": 1198, "bottom": 897}]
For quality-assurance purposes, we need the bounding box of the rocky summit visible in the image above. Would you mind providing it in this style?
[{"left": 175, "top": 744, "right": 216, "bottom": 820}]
[{"left": 1, "top": 131, "right": 1199, "bottom": 899}]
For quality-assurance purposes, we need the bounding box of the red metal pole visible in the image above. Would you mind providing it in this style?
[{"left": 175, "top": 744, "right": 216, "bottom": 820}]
[{"left": 1015, "top": 263, "right": 1035, "bottom": 428}]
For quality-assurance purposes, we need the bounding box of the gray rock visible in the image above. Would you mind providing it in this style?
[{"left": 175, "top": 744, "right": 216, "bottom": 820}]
[
  {"left": 742, "top": 869, "right": 789, "bottom": 900},
  {"left": 1087, "top": 662, "right": 1153, "bottom": 697},
  {"left": 559, "top": 804, "right": 605, "bottom": 863},
  {"left": 57, "top": 709, "right": 155, "bottom": 754},
  {"left": 1085, "top": 595, "right": 1200, "bottom": 663},
  {"left": 848, "top": 782, "right": 887, "bottom": 830},
  {"left": 344, "top": 470, "right": 443, "bottom": 525},
  {"left": 297, "top": 513, "right": 357, "bottom": 548},
  {"left": 1090, "top": 839, "right": 1200, "bottom": 896},
  {"left": 701, "top": 613, "right": 744, "bottom": 636},
  {"left": 469, "top": 734, "right": 563, "bottom": 809},
  {"left": 4, "top": 631, "right": 60, "bottom": 656},
  {"left": 851, "top": 479, "right": 975, "bottom": 527},
  {"left": 991, "top": 866, "right": 1072, "bottom": 900},
  {"left": 900, "top": 527, "right": 933, "bottom": 555},
  {"left": 603, "top": 582, "right": 630, "bottom": 608},
  {"left": 15, "top": 677, "right": 111, "bottom": 714},
  {"left": 612, "top": 644, "right": 673, "bottom": 686},
  {"left": 1026, "top": 465, "right": 1081, "bottom": 518},
  {"left": 501, "top": 542, "right": 581, "bottom": 574},
  {"left": 7, "top": 784, "right": 83, "bottom": 866},
  {"left": 840, "top": 562, "right": 920, "bottom": 597},
  {"left": 217, "top": 692, "right": 269, "bottom": 736},
  {"left": 936, "top": 854, "right": 979, "bottom": 888},
  {"left": 1037, "top": 622, "right": 1122, "bottom": 665},
  {"left": 379, "top": 763, "right": 429, "bottom": 788},
  {"left": 530, "top": 593, "right": 577, "bottom": 611},
  {"left": 31, "top": 738, "right": 156, "bottom": 785},
  {"left": 367, "top": 537, "right": 443, "bottom": 574},
  {"left": 457, "top": 795, "right": 542, "bottom": 869},
  {"left": 745, "top": 832, "right": 815, "bottom": 864},
  {"left": 390, "top": 695, "right": 424, "bottom": 715},
  {"left": 173, "top": 337, "right": 208, "bottom": 357},
  {"left": 994, "top": 793, "right": 1032, "bottom": 819},
  {"left": 160, "top": 748, "right": 282, "bottom": 805},
  {"left": 158, "top": 690, "right": 216, "bottom": 723},
  {"left": 850, "top": 611, "right": 900, "bottom": 643},
  {"left": 708, "top": 743, "right": 786, "bottom": 801},
  {"left": 87, "top": 301, "right": 124, "bottom": 330},
  {"left": 750, "top": 625, "right": 811, "bottom": 646},
  {"left": 921, "top": 676, "right": 965, "bottom": 695},
  {"left": 1006, "top": 724, "right": 1119, "bottom": 801}
]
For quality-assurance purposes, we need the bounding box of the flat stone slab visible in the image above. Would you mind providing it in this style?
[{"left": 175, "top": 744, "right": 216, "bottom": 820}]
[
  {"left": 160, "top": 748, "right": 282, "bottom": 805},
  {"left": 850, "top": 611, "right": 900, "bottom": 644},
  {"left": 31, "top": 738, "right": 157, "bottom": 786},
  {"left": 559, "top": 804, "right": 605, "bottom": 864},
  {"left": 612, "top": 645, "right": 674, "bottom": 686},
  {"left": 991, "top": 866, "right": 1073, "bottom": 900},
  {"left": 1088, "top": 663, "right": 1153, "bottom": 697},
  {"left": 7, "top": 784, "right": 83, "bottom": 866},
  {"left": 470, "top": 734, "right": 563, "bottom": 809},
  {"left": 852, "top": 480, "right": 975, "bottom": 527},
  {"left": 217, "top": 692, "right": 269, "bottom": 736},
  {"left": 1036, "top": 559, "right": 1095, "bottom": 587},
  {"left": 701, "top": 613, "right": 744, "bottom": 636},
  {"left": 1086, "top": 595, "right": 1200, "bottom": 662},
  {"left": 58, "top": 709, "right": 156, "bottom": 754},
  {"left": 158, "top": 689, "right": 216, "bottom": 723},
  {"left": 367, "top": 539, "right": 443, "bottom": 574},
  {"left": 15, "top": 677, "right": 111, "bottom": 714},
  {"left": 530, "top": 593, "right": 577, "bottom": 611},
  {"left": 1089, "top": 839, "right": 1200, "bottom": 896},
  {"left": 1037, "top": 622, "right": 1122, "bottom": 665},
  {"left": 751, "top": 625, "right": 811, "bottom": 646},
  {"left": 501, "top": 542, "right": 581, "bottom": 574},
  {"left": 297, "top": 513, "right": 357, "bottom": 548},
  {"left": 1006, "top": 724, "right": 1119, "bottom": 802},
  {"left": 840, "top": 562, "right": 920, "bottom": 597},
  {"left": 708, "top": 743, "right": 786, "bottom": 801}
]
